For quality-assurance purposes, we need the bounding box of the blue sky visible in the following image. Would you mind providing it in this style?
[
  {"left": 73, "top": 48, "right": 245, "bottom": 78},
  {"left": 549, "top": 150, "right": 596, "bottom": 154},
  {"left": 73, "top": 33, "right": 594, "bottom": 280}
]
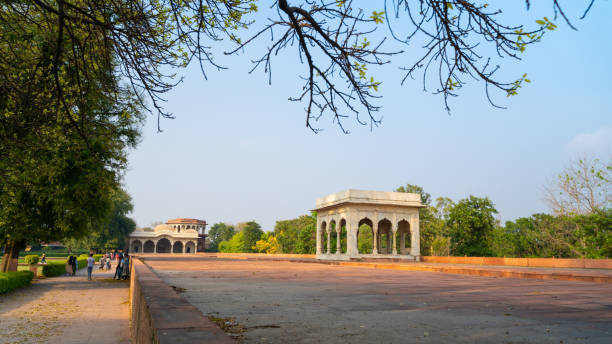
[{"left": 124, "top": 1, "right": 611, "bottom": 231}]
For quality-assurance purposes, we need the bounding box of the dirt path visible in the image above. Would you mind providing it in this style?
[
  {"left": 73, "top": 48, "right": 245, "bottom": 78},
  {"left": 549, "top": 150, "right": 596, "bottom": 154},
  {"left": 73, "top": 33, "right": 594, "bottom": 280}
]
[{"left": 0, "top": 265, "right": 130, "bottom": 344}]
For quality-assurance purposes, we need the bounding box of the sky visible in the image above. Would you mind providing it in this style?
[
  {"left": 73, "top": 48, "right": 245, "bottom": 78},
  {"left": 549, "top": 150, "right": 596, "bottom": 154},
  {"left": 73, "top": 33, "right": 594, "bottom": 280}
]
[{"left": 123, "top": 1, "right": 612, "bottom": 231}]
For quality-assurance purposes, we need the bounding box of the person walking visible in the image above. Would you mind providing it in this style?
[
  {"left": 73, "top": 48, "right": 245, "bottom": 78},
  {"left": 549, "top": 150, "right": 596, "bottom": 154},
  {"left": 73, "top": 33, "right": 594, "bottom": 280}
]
[
  {"left": 41, "top": 253, "right": 47, "bottom": 264},
  {"left": 113, "top": 253, "right": 123, "bottom": 280},
  {"left": 65, "top": 257, "right": 72, "bottom": 276},
  {"left": 105, "top": 255, "right": 111, "bottom": 270},
  {"left": 121, "top": 254, "right": 130, "bottom": 280},
  {"left": 86, "top": 254, "right": 95, "bottom": 281},
  {"left": 71, "top": 255, "right": 77, "bottom": 276}
]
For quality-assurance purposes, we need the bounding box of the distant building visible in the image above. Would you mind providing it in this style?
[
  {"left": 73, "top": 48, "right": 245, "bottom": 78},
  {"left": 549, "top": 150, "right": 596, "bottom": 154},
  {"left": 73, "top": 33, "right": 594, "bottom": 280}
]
[
  {"left": 41, "top": 242, "right": 65, "bottom": 249},
  {"left": 128, "top": 218, "right": 208, "bottom": 254}
]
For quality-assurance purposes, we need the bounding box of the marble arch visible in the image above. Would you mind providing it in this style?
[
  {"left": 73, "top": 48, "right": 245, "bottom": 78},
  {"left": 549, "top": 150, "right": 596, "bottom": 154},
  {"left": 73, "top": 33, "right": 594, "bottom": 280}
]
[{"left": 314, "top": 189, "right": 423, "bottom": 261}]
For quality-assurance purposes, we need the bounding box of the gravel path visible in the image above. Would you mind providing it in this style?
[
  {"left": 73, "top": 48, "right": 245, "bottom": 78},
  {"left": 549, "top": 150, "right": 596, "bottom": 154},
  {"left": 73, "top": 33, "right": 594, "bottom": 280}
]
[{"left": 0, "top": 265, "right": 130, "bottom": 344}]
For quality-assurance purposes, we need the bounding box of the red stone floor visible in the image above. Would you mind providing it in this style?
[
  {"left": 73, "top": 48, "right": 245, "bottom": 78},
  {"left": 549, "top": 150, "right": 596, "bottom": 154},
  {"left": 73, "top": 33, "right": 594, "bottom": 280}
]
[{"left": 145, "top": 257, "right": 612, "bottom": 343}]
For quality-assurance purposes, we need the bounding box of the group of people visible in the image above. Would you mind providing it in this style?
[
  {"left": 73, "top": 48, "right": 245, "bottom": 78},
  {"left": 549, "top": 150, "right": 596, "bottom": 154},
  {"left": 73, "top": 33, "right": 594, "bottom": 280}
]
[
  {"left": 64, "top": 255, "right": 79, "bottom": 276},
  {"left": 112, "top": 252, "right": 130, "bottom": 280},
  {"left": 63, "top": 250, "right": 131, "bottom": 281}
]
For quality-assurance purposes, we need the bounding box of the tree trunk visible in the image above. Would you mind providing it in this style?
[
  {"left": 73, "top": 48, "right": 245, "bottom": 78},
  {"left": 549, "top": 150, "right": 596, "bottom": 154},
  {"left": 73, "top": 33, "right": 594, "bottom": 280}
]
[{"left": 1, "top": 240, "right": 23, "bottom": 272}]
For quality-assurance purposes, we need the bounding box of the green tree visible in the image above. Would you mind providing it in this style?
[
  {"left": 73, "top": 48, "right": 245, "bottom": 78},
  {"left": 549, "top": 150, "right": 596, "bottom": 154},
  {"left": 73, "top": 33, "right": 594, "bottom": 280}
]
[
  {"left": 357, "top": 224, "right": 373, "bottom": 254},
  {"left": 62, "top": 189, "right": 136, "bottom": 252},
  {"left": 207, "top": 223, "right": 235, "bottom": 252},
  {"left": 395, "top": 184, "right": 431, "bottom": 205},
  {"left": 0, "top": 5, "right": 143, "bottom": 271},
  {"left": 274, "top": 213, "right": 316, "bottom": 253},
  {"left": 241, "top": 221, "right": 264, "bottom": 253},
  {"left": 447, "top": 196, "right": 498, "bottom": 256},
  {"left": 294, "top": 226, "right": 316, "bottom": 254},
  {"left": 218, "top": 232, "right": 245, "bottom": 253}
]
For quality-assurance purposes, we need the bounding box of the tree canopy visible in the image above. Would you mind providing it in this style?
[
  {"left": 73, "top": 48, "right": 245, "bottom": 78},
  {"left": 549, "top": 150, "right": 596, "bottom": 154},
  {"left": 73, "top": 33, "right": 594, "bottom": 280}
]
[
  {"left": 208, "top": 222, "right": 236, "bottom": 252},
  {"left": 0, "top": 1, "right": 143, "bottom": 271},
  {"left": 62, "top": 189, "right": 136, "bottom": 251},
  {"left": 543, "top": 155, "right": 611, "bottom": 215},
  {"left": 1, "top": 0, "right": 598, "bottom": 132}
]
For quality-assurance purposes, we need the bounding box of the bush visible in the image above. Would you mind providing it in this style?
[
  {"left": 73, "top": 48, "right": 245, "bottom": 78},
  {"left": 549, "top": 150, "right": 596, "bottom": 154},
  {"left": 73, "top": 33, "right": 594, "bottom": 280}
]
[
  {"left": 0, "top": 271, "right": 34, "bottom": 294},
  {"left": 24, "top": 255, "right": 40, "bottom": 265},
  {"left": 218, "top": 232, "right": 245, "bottom": 253},
  {"left": 20, "top": 249, "right": 88, "bottom": 258},
  {"left": 42, "top": 257, "right": 88, "bottom": 277},
  {"left": 93, "top": 254, "right": 104, "bottom": 262}
]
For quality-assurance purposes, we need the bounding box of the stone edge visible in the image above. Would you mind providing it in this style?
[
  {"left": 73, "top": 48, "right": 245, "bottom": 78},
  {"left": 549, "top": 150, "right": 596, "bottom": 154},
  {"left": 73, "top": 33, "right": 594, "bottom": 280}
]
[
  {"left": 190, "top": 253, "right": 612, "bottom": 284},
  {"left": 203, "top": 253, "right": 612, "bottom": 270},
  {"left": 130, "top": 258, "right": 233, "bottom": 344}
]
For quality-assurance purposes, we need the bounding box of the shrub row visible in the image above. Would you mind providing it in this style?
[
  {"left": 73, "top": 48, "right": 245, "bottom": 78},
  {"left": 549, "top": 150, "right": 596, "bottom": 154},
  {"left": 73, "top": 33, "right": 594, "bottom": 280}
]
[
  {"left": 79, "top": 254, "right": 104, "bottom": 262},
  {"left": 20, "top": 250, "right": 89, "bottom": 258},
  {"left": 24, "top": 255, "right": 40, "bottom": 265},
  {"left": 0, "top": 271, "right": 34, "bottom": 294},
  {"left": 42, "top": 257, "right": 88, "bottom": 277}
]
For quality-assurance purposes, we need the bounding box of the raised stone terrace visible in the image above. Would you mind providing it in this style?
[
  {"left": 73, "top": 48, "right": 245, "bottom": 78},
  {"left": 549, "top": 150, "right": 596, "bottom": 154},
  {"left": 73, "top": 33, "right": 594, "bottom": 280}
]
[{"left": 139, "top": 255, "right": 612, "bottom": 343}]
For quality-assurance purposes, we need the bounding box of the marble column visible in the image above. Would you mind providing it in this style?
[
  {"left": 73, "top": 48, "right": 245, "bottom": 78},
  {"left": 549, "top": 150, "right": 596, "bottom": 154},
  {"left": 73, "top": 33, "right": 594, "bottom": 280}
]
[
  {"left": 336, "top": 220, "right": 342, "bottom": 254},
  {"left": 316, "top": 219, "right": 322, "bottom": 255},
  {"left": 372, "top": 221, "right": 379, "bottom": 255},
  {"left": 411, "top": 215, "right": 420, "bottom": 257},
  {"left": 326, "top": 227, "right": 331, "bottom": 254},
  {"left": 392, "top": 223, "right": 398, "bottom": 255}
]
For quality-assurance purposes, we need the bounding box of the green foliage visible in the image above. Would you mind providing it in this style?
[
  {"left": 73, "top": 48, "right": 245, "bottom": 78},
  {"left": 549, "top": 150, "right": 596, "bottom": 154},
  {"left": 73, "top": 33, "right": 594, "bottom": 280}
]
[
  {"left": 23, "top": 255, "right": 39, "bottom": 265},
  {"left": 493, "top": 210, "right": 612, "bottom": 258},
  {"left": 218, "top": 232, "right": 245, "bottom": 253},
  {"left": 42, "top": 257, "right": 87, "bottom": 277},
  {"left": 294, "top": 226, "right": 316, "bottom": 254},
  {"left": 357, "top": 224, "right": 373, "bottom": 254},
  {"left": 430, "top": 236, "right": 451, "bottom": 256},
  {"left": 19, "top": 249, "right": 88, "bottom": 258},
  {"left": 0, "top": 271, "right": 34, "bottom": 294},
  {"left": 396, "top": 184, "right": 450, "bottom": 255},
  {"left": 207, "top": 223, "right": 235, "bottom": 252},
  {"left": 274, "top": 213, "right": 316, "bottom": 253},
  {"left": 62, "top": 189, "right": 136, "bottom": 251},
  {"left": 447, "top": 196, "right": 498, "bottom": 256},
  {"left": 0, "top": 4, "right": 143, "bottom": 271},
  {"left": 241, "top": 221, "right": 264, "bottom": 253},
  {"left": 395, "top": 184, "right": 431, "bottom": 205}
]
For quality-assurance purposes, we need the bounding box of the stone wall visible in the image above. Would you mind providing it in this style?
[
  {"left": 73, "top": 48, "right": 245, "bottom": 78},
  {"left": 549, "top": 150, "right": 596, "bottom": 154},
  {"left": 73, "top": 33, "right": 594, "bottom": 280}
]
[
  {"left": 200, "top": 253, "right": 612, "bottom": 269},
  {"left": 130, "top": 258, "right": 233, "bottom": 343},
  {"left": 421, "top": 256, "right": 612, "bottom": 269}
]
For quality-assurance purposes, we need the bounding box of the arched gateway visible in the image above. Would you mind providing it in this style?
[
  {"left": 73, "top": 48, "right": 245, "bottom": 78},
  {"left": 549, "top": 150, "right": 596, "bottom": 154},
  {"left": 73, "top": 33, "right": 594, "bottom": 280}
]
[{"left": 314, "top": 189, "right": 423, "bottom": 261}]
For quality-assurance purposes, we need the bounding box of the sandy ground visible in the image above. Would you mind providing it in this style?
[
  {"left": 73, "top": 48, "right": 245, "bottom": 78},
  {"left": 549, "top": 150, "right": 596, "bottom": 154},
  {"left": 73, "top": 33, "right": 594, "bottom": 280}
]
[
  {"left": 147, "top": 257, "right": 612, "bottom": 344},
  {"left": 0, "top": 265, "right": 130, "bottom": 344}
]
